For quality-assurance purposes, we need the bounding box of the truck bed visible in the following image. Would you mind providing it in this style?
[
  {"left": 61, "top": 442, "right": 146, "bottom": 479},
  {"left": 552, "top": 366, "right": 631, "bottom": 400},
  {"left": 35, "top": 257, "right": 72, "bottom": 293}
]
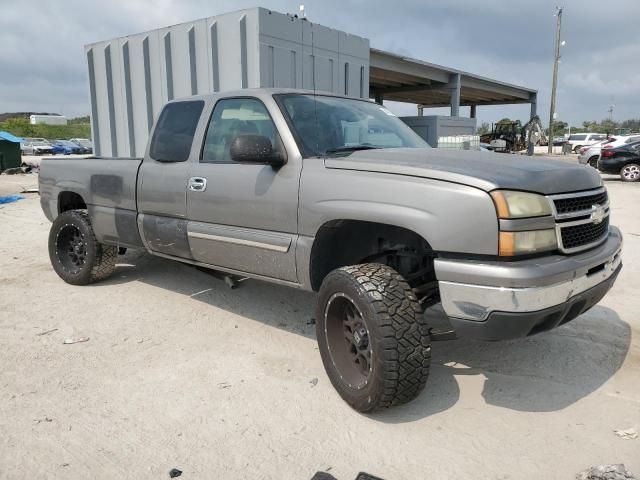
[{"left": 39, "top": 156, "right": 143, "bottom": 247}]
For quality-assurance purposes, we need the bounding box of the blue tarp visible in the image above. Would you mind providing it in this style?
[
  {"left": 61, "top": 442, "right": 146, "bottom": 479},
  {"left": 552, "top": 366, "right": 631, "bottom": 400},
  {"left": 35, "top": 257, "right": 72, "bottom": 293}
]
[
  {"left": 0, "top": 195, "right": 24, "bottom": 204},
  {"left": 0, "top": 131, "right": 23, "bottom": 143}
]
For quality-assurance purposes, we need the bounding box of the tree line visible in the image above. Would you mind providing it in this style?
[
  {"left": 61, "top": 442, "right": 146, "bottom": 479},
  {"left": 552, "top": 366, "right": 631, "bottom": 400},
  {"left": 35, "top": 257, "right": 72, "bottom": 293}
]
[{"left": 0, "top": 116, "right": 91, "bottom": 140}]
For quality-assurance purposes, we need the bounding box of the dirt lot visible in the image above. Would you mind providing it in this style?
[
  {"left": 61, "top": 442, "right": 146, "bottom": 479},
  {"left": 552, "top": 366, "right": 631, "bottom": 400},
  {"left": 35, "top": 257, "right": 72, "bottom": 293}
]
[{"left": 0, "top": 169, "right": 639, "bottom": 480}]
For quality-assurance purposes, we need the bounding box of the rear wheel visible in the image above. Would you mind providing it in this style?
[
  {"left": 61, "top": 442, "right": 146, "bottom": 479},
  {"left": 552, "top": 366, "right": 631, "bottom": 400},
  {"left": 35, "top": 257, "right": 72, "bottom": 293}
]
[
  {"left": 620, "top": 164, "right": 640, "bottom": 182},
  {"left": 48, "top": 210, "right": 117, "bottom": 285},
  {"left": 574, "top": 145, "right": 582, "bottom": 153},
  {"left": 316, "top": 263, "right": 431, "bottom": 412},
  {"left": 588, "top": 156, "right": 599, "bottom": 168}
]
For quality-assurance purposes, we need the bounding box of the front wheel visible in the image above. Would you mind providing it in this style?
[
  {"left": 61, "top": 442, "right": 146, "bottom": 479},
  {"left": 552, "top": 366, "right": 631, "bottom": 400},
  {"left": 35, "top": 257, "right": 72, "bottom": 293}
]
[
  {"left": 48, "top": 210, "right": 117, "bottom": 285},
  {"left": 316, "top": 264, "right": 431, "bottom": 412},
  {"left": 621, "top": 164, "right": 640, "bottom": 182}
]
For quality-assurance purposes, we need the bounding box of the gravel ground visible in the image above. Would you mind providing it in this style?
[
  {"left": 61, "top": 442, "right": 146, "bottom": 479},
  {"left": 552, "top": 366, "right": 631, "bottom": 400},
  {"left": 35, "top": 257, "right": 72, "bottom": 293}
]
[{"left": 0, "top": 171, "right": 638, "bottom": 480}]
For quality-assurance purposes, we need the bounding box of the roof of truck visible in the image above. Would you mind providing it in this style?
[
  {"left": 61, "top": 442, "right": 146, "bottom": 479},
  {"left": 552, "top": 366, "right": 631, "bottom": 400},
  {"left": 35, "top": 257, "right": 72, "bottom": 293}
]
[{"left": 167, "top": 88, "right": 366, "bottom": 103}]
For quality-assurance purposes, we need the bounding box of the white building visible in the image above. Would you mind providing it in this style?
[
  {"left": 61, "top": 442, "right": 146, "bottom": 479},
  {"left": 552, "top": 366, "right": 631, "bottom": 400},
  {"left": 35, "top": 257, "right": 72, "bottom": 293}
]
[{"left": 30, "top": 114, "right": 68, "bottom": 126}]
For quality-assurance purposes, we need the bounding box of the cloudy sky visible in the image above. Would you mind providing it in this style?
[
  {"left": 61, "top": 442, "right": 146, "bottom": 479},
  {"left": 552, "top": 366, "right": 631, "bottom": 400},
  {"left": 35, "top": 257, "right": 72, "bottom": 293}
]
[{"left": 1, "top": 0, "right": 638, "bottom": 127}]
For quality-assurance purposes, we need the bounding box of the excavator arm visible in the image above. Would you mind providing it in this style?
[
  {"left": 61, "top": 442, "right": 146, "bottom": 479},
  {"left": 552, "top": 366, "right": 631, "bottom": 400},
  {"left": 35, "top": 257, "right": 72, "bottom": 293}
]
[{"left": 522, "top": 115, "right": 547, "bottom": 147}]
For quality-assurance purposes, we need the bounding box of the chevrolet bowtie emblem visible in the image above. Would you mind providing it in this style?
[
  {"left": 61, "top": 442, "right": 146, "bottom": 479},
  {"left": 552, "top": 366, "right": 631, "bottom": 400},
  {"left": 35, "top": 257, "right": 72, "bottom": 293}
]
[{"left": 591, "top": 204, "right": 606, "bottom": 224}]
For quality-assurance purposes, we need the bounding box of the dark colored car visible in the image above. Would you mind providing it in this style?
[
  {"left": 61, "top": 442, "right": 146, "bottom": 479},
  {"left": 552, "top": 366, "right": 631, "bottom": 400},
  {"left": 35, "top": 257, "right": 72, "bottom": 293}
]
[
  {"left": 51, "top": 140, "right": 83, "bottom": 155},
  {"left": 598, "top": 140, "right": 640, "bottom": 181},
  {"left": 69, "top": 138, "right": 93, "bottom": 154}
]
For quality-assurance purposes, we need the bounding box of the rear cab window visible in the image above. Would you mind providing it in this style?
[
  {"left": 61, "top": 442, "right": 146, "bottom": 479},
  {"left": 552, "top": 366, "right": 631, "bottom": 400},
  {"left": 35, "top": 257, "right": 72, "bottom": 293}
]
[{"left": 149, "top": 100, "right": 204, "bottom": 162}]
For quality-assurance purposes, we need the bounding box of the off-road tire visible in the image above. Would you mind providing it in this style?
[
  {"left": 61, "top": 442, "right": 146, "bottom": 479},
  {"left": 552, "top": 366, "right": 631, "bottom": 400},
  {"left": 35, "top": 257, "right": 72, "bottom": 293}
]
[
  {"left": 48, "top": 210, "right": 117, "bottom": 285},
  {"left": 316, "top": 264, "right": 431, "bottom": 412}
]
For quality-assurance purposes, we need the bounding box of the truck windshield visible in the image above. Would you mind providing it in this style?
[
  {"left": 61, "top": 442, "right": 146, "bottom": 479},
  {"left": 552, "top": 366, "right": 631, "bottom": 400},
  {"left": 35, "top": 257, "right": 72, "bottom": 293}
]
[{"left": 276, "top": 94, "right": 429, "bottom": 157}]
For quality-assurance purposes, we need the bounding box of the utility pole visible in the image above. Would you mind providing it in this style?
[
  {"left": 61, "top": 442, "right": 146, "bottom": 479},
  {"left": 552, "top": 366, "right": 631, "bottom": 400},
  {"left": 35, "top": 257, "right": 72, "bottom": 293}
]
[{"left": 548, "top": 7, "right": 563, "bottom": 154}]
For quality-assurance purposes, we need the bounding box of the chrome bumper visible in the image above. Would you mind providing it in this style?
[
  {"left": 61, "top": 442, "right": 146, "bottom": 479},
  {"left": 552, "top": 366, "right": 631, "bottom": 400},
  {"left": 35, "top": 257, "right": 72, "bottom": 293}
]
[{"left": 436, "top": 227, "right": 623, "bottom": 322}]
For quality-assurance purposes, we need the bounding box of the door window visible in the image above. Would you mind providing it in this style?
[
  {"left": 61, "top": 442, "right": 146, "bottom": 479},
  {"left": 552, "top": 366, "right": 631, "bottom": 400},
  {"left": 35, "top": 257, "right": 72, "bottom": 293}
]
[
  {"left": 569, "top": 134, "right": 587, "bottom": 141},
  {"left": 201, "top": 98, "right": 281, "bottom": 163},
  {"left": 149, "top": 101, "right": 204, "bottom": 162}
]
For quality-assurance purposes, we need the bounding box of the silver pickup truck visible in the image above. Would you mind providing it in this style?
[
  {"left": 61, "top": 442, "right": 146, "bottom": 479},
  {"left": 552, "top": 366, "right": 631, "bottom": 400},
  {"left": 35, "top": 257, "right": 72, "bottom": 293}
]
[{"left": 40, "top": 89, "right": 622, "bottom": 412}]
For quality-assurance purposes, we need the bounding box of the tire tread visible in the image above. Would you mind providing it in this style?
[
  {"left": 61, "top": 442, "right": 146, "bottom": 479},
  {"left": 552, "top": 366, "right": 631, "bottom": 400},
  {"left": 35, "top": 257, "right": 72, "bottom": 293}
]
[
  {"left": 318, "top": 263, "right": 431, "bottom": 411},
  {"left": 48, "top": 210, "right": 117, "bottom": 285}
]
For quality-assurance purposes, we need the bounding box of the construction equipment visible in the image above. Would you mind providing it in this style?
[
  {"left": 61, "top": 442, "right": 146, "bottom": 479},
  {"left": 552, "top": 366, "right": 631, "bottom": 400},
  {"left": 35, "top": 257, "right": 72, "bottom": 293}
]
[{"left": 480, "top": 116, "right": 547, "bottom": 153}]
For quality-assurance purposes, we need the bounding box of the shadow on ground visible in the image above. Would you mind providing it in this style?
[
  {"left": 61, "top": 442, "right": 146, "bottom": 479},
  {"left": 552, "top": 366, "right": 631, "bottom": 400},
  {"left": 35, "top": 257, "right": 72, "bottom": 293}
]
[
  {"left": 102, "top": 250, "right": 631, "bottom": 421},
  {"left": 603, "top": 176, "right": 623, "bottom": 183},
  {"left": 377, "top": 304, "right": 630, "bottom": 423},
  {"left": 102, "top": 250, "right": 317, "bottom": 339}
]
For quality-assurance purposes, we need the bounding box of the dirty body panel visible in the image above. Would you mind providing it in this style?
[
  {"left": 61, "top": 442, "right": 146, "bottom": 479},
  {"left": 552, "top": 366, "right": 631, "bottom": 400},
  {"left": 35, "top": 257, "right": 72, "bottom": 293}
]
[{"left": 39, "top": 157, "right": 142, "bottom": 247}]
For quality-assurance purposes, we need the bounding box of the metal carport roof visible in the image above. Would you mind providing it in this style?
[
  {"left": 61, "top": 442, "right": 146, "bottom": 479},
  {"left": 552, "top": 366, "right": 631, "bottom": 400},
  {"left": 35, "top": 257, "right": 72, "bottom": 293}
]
[{"left": 369, "top": 48, "right": 538, "bottom": 116}]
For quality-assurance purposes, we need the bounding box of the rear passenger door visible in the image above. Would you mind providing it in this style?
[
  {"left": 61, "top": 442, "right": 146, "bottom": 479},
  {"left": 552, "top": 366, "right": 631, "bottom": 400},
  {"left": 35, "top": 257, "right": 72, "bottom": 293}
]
[
  {"left": 137, "top": 100, "right": 204, "bottom": 259},
  {"left": 186, "top": 96, "right": 301, "bottom": 282}
]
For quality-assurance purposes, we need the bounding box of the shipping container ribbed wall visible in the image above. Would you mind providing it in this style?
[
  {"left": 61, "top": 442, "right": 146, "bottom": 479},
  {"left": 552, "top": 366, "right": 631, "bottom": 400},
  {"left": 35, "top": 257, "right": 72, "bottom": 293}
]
[{"left": 85, "top": 7, "right": 370, "bottom": 157}]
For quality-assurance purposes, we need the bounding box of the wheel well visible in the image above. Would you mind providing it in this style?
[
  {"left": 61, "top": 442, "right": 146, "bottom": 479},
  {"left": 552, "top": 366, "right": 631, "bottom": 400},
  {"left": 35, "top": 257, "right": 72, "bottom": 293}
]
[
  {"left": 310, "top": 220, "right": 436, "bottom": 294},
  {"left": 58, "top": 191, "right": 87, "bottom": 214}
]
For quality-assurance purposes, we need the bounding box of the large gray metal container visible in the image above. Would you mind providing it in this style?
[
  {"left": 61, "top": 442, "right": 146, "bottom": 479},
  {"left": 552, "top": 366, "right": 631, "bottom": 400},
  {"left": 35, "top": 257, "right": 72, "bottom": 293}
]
[
  {"left": 85, "top": 7, "right": 370, "bottom": 157},
  {"left": 401, "top": 116, "right": 477, "bottom": 148}
]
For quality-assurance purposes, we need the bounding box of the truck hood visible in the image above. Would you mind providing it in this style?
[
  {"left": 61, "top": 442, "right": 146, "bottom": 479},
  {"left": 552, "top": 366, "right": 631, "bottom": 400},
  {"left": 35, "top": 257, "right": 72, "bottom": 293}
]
[{"left": 324, "top": 148, "right": 602, "bottom": 194}]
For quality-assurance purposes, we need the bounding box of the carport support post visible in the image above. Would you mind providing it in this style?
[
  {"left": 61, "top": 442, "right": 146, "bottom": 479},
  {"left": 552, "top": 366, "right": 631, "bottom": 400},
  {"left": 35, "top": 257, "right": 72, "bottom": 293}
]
[{"left": 449, "top": 73, "right": 461, "bottom": 117}]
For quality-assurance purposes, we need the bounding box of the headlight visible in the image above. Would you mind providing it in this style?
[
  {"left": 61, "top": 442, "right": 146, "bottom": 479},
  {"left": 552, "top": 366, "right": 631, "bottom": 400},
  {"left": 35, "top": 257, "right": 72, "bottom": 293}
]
[
  {"left": 499, "top": 229, "right": 557, "bottom": 256},
  {"left": 490, "top": 190, "right": 552, "bottom": 218}
]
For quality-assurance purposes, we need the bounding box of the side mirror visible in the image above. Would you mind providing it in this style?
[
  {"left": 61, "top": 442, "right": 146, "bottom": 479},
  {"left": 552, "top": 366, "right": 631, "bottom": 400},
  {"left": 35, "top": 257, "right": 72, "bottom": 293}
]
[{"left": 230, "top": 135, "right": 286, "bottom": 167}]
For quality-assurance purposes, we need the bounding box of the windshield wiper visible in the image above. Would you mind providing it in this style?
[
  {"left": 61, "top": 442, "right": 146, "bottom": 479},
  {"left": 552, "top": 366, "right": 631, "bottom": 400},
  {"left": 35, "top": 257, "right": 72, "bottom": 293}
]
[{"left": 324, "top": 145, "right": 380, "bottom": 155}]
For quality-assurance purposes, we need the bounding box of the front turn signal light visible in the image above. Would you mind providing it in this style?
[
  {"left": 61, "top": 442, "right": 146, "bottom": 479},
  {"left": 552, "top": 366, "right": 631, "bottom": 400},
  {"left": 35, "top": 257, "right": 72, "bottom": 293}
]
[{"left": 499, "top": 229, "right": 557, "bottom": 256}]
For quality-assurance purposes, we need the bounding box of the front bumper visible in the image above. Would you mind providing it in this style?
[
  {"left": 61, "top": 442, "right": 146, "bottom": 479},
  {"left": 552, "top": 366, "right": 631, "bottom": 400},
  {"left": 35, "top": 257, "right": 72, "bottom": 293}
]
[
  {"left": 577, "top": 153, "right": 590, "bottom": 164},
  {"left": 435, "top": 227, "right": 622, "bottom": 341}
]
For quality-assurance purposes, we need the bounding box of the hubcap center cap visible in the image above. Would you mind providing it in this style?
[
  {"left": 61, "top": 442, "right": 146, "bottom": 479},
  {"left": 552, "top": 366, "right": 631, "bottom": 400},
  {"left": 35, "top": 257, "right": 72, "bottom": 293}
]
[{"left": 353, "top": 327, "right": 368, "bottom": 348}]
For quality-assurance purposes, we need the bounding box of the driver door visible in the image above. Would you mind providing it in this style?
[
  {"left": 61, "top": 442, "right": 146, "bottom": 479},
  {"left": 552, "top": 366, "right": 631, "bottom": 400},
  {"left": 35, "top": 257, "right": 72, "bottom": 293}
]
[{"left": 186, "top": 97, "right": 301, "bottom": 282}]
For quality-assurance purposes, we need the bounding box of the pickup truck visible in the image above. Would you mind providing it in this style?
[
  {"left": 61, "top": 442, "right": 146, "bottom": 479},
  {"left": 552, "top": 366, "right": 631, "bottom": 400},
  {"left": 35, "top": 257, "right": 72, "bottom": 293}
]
[{"left": 40, "top": 89, "right": 622, "bottom": 412}]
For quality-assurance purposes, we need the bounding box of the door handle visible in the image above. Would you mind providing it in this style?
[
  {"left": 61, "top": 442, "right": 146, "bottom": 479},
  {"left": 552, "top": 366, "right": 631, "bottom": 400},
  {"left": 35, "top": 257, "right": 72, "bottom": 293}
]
[{"left": 188, "top": 177, "right": 207, "bottom": 192}]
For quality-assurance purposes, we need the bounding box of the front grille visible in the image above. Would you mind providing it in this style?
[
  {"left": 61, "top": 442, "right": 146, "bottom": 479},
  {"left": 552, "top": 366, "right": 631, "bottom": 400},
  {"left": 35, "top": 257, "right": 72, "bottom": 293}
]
[
  {"left": 553, "top": 190, "right": 608, "bottom": 215},
  {"left": 560, "top": 217, "right": 609, "bottom": 250}
]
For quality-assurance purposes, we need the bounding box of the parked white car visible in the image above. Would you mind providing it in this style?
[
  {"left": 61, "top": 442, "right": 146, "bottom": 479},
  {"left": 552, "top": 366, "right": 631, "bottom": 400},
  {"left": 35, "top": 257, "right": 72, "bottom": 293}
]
[
  {"left": 578, "top": 134, "right": 640, "bottom": 167},
  {"left": 566, "top": 133, "right": 607, "bottom": 153},
  {"left": 21, "top": 138, "right": 54, "bottom": 155}
]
